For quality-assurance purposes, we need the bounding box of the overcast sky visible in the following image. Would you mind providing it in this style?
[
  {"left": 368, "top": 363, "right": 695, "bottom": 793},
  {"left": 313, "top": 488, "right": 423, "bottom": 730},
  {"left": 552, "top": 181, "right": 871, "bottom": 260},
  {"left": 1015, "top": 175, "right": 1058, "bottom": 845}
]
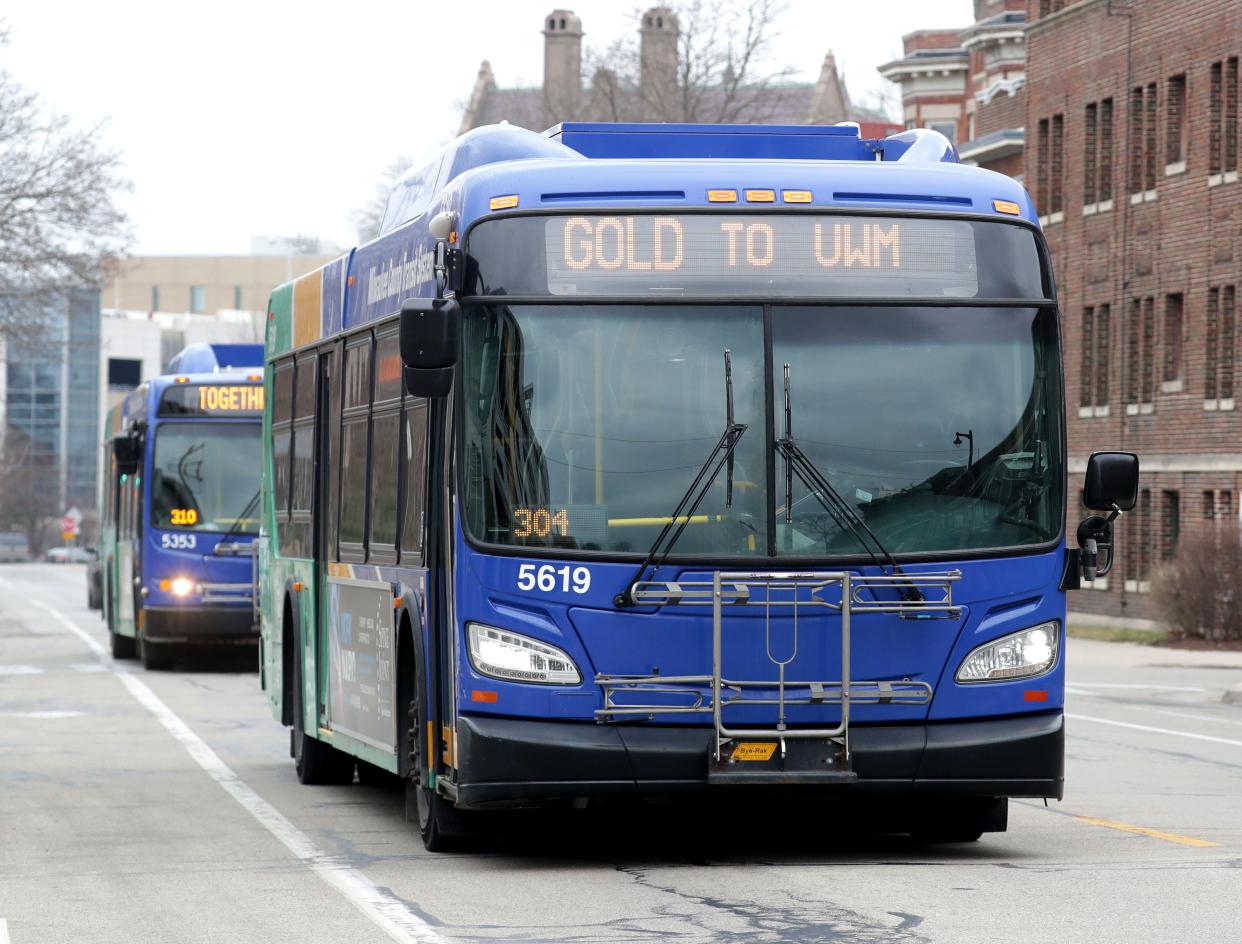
[{"left": 4, "top": 0, "right": 971, "bottom": 255}]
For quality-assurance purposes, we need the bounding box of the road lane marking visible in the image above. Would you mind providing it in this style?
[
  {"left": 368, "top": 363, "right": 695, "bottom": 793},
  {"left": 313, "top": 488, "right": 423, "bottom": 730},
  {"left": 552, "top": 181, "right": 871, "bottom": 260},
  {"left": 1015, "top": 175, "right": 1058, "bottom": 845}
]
[
  {"left": 32, "top": 602, "right": 106, "bottom": 659},
  {"left": 32, "top": 600, "right": 447, "bottom": 944},
  {"left": 1074, "top": 816, "right": 1220, "bottom": 848},
  {"left": 1, "top": 710, "right": 84, "bottom": 719},
  {"left": 0, "top": 666, "right": 43, "bottom": 676},
  {"left": 0, "top": 916, "right": 9, "bottom": 944},
  {"left": 1068, "top": 712, "right": 1242, "bottom": 748}
]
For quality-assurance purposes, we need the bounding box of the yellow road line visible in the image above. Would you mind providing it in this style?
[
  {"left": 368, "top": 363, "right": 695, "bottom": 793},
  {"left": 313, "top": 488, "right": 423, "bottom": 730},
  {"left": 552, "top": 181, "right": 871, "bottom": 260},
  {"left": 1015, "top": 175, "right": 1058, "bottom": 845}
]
[{"left": 1074, "top": 815, "right": 1220, "bottom": 848}]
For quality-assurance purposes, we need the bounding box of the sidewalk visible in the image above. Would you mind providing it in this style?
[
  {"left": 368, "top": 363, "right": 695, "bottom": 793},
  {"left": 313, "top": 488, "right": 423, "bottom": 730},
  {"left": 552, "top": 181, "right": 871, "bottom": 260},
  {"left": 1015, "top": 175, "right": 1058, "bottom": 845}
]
[{"left": 1068, "top": 637, "right": 1242, "bottom": 669}]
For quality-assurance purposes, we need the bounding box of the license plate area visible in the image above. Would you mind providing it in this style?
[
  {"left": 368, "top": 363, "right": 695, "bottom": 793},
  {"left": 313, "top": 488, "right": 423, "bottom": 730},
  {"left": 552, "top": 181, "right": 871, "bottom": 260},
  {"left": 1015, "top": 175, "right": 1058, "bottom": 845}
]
[{"left": 707, "top": 737, "right": 858, "bottom": 785}]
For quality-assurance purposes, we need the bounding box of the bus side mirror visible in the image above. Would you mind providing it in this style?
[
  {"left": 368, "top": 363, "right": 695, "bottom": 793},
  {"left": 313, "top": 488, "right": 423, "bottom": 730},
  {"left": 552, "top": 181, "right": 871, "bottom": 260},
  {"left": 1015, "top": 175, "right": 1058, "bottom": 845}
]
[
  {"left": 113, "top": 431, "right": 142, "bottom": 476},
  {"left": 400, "top": 297, "right": 460, "bottom": 398},
  {"left": 1077, "top": 451, "right": 1139, "bottom": 582},
  {"left": 1083, "top": 451, "right": 1139, "bottom": 512}
]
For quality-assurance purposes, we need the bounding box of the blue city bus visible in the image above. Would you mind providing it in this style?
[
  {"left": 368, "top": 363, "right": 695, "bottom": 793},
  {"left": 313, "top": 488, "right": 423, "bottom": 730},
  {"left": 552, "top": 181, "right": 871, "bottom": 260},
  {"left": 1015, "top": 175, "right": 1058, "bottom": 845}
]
[
  {"left": 100, "top": 343, "right": 266, "bottom": 669},
  {"left": 258, "top": 122, "right": 1137, "bottom": 849}
]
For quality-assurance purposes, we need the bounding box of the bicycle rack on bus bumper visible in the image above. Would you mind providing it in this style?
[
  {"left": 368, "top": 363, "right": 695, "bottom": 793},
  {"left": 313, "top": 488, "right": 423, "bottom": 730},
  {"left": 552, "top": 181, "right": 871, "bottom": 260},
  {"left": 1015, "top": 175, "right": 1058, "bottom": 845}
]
[{"left": 595, "top": 570, "right": 962, "bottom": 784}]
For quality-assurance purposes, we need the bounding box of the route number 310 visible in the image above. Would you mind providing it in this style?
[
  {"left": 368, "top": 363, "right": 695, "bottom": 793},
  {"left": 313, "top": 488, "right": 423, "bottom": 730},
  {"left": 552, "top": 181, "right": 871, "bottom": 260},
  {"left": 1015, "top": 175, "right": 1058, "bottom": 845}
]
[{"left": 517, "top": 563, "right": 591, "bottom": 594}]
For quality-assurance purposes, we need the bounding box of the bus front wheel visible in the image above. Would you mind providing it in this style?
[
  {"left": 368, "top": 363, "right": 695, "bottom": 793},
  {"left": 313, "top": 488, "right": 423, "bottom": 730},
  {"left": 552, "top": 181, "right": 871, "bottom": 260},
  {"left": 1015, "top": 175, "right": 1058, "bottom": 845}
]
[{"left": 404, "top": 690, "right": 469, "bottom": 852}]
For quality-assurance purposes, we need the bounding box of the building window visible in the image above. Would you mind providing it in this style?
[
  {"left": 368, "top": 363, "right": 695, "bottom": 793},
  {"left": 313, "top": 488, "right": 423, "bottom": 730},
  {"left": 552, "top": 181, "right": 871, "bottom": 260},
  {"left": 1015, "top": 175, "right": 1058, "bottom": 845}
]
[
  {"left": 1081, "top": 307, "right": 1095, "bottom": 409},
  {"left": 233, "top": 285, "right": 242, "bottom": 310},
  {"left": 1078, "top": 305, "right": 1111, "bottom": 414},
  {"left": 1051, "top": 113, "right": 1064, "bottom": 215},
  {"left": 1126, "top": 487, "right": 1152, "bottom": 586},
  {"left": 1140, "top": 296, "right": 1155, "bottom": 403},
  {"left": 151, "top": 286, "right": 160, "bottom": 311},
  {"left": 1084, "top": 103, "right": 1098, "bottom": 206},
  {"left": 1126, "top": 298, "right": 1141, "bottom": 405},
  {"left": 1096, "top": 304, "right": 1111, "bottom": 406},
  {"left": 1126, "top": 296, "right": 1155, "bottom": 409},
  {"left": 189, "top": 285, "right": 206, "bottom": 313},
  {"left": 1129, "top": 86, "right": 1144, "bottom": 195},
  {"left": 1204, "top": 489, "right": 1234, "bottom": 524},
  {"left": 1144, "top": 82, "right": 1158, "bottom": 192},
  {"left": 1099, "top": 98, "right": 1114, "bottom": 203},
  {"left": 1036, "top": 118, "right": 1050, "bottom": 213},
  {"left": 106, "top": 358, "right": 141, "bottom": 389},
  {"left": 1166, "top": 73, "right": 1187, "bottom": 168},
  {"left": 1230, "top": 58, "right": 1240, "bottom": 175},
  {"left": 1163, "top": 293, "right": 1183, "bottom": 385},
  {"left": 1161, "top": 490, "right": 1180, "bottom": 560},
  {"left": 1210, "top": 58, "right": 1240, "bottom": 178}
]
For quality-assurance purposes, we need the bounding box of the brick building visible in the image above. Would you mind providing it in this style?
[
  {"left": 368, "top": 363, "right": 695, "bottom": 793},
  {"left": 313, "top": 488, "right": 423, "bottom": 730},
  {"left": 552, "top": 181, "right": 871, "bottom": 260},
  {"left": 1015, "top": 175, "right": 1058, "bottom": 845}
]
[
  {"left": 1027, "top": 0, "right": 1242, "bottom": 621},
  {"left": 459, "top": 8, "right": 898, "bottom": 136},
  {"left": 878, "top": 0, "right": 1027, "bottom": 177}
]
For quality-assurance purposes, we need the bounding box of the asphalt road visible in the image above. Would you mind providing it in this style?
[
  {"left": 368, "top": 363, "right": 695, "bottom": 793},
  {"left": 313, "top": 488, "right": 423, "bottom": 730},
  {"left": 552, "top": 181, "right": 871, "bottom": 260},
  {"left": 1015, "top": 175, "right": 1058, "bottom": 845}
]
[{"left": 2, "top": 562, "right": 1241, "bottom": 944}]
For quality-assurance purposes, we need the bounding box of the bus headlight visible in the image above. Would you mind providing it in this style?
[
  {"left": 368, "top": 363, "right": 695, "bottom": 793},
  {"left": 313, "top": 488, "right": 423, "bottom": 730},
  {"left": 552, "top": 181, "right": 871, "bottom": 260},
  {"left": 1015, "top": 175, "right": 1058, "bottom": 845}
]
[
  {"left": 956, "top": 621, "right": 1059, "bottom": 683},
  {"left": 467, "top": 623, "right": 581, "bottom": 685},
  {"left": 159, "top": 576, "right": 197, "bottom": 597}
]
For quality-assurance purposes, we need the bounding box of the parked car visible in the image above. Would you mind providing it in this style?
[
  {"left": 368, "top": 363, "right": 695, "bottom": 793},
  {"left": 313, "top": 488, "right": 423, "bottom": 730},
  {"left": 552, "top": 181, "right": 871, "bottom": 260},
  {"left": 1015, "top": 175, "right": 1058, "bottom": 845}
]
[
  {"left": 45, "top": 546, "right": 91, "bottom": 564},
  {"left": 0, "top": 532, "right": 30, "bottom": 563}
]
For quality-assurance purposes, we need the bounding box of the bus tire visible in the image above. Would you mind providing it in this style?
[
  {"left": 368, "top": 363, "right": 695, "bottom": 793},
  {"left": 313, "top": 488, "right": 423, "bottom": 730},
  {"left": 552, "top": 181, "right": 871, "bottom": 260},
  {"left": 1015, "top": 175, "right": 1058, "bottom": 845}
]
[
  {"left": 290, "top": 603, "right": 354, "bottom": 786},
  {"left": 106, "top": 577, "right": 136, "bottom": 660},
  {"left": 110, "top": 628, "right": 136, "bottom": 660},
  {"left": 404, "top": 694, "right": 469, "bottom": 852},
  {"left": 138, "top": 632, "right": 172, "bottom": 671}
]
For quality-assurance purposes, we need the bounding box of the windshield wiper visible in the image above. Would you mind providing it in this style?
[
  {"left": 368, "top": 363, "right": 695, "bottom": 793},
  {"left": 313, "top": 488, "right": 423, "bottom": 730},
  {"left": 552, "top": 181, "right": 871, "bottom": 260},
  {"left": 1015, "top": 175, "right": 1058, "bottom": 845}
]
[
  {"left": 213, "top": 489, "right": 260, "bottom": 556},
  {"left": 616, "top": 350, "right": 747, "bottom": 608},
  {"left": 777, "top": 364, "right": 923, "bottom": 602}
]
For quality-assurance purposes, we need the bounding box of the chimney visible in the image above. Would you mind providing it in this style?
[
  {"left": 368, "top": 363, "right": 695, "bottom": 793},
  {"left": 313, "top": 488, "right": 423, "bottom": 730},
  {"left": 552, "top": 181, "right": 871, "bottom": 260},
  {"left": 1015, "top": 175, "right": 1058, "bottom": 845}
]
[
  {"left": 543, "top": 10, "right": 583, "bottom": 125},
  {"left": 639, "top": 6, "right": 679, "bottom": 118}
]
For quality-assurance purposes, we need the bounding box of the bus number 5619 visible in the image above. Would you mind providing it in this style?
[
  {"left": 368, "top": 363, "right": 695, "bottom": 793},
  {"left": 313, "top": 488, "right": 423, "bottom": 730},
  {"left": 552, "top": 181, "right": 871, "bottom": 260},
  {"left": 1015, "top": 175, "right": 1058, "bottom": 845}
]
[{"left": 517, "top": 564, "right": 590, "bottom": 594}]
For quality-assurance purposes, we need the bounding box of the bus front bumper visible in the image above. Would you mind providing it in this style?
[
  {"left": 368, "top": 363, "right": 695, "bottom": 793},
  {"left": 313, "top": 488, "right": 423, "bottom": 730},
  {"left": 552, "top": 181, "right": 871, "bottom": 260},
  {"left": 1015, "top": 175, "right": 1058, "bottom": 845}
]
[
  {"left": 452, "top": 711, "right": 1064, "bottom": 809},
  {"left": 143, "top": 606, "right": 256, "bottom": 645}
]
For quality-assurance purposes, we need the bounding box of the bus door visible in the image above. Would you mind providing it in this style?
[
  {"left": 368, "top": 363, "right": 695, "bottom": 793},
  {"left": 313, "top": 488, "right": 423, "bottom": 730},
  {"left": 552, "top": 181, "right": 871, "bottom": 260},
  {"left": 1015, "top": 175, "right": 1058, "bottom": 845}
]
[
  {"left": 117, "top": 474, "right": 135, "bottom": 627},
  {"left": 321, "top": 331, "right": 400, "bottom": 755}
]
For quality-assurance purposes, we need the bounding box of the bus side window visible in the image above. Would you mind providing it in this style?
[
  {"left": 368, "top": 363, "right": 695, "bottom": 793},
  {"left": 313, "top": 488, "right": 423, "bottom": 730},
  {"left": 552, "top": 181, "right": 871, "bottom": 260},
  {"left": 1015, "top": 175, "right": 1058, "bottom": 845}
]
[
  {"left": 323, "top": 344, "right": 342, "bottom": 562},
  {"left": 400, "top": 397, "right": 429, "bottom": 564},
  {"left": 368, "top": 329, "right": 402, "bottom": 564},
  {"left": 272, "top": 359, "right": 295, "bottom": 553},
  {"left": 339, "top": 333, "right": 373, "bottom": 561},
  {"left": 290, "top": 352, "right": 318, "bottom": 558}
]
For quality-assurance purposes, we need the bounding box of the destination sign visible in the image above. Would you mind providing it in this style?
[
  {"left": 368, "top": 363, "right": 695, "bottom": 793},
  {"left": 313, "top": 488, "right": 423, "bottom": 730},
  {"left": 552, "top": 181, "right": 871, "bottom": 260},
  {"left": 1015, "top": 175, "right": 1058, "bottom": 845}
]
[
  {"left": 159, "top": 384, "right": 264, "bottom": 417},
  {"left": 544, "top": 214, "right": 980, "bottom": 297}
]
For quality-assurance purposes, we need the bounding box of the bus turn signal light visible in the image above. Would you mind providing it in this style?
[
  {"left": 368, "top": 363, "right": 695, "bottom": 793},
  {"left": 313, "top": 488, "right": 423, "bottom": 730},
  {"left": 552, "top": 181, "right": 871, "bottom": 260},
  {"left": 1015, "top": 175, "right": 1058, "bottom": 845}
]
[
  {"left": 471, "top": 690, "right": 498, "bottom": 703},
  {"left": 1024, "top": 689, "right": 1049, "bottom": 702},
  {"left": 782, "top": 190, "right": 813, "bottom": 203},
  {"left": 744, "top": 189, "right": 775, "bottom": 203},
  {"left": 993, "top": 199, "right": 1022, "bottom": 215},
  {"left": 707, "top": 189, "right": 738, "bottom": 203}
]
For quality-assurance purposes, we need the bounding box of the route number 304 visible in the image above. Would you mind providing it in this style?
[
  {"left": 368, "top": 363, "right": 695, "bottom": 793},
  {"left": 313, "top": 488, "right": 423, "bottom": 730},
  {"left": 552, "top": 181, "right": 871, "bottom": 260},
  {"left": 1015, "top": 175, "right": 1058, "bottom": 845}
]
[{"left": 517, "top": 563, "right": 591, "bottom": 594}]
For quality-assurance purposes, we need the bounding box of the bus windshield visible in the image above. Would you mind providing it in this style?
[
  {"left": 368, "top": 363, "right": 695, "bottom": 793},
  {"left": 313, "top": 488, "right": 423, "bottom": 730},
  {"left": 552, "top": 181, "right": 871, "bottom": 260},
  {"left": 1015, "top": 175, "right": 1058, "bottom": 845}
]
[
  {"left": 150, "top": 422, "right": 262, "bottom": 533},
  {"left": 461, "top": 303, "right": 1062, "bottom": 558}
]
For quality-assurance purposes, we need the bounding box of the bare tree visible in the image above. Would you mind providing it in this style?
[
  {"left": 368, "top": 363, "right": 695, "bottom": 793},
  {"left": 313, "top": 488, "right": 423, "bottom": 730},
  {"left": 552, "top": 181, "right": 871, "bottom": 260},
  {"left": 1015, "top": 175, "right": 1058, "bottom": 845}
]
[
  {"left": 352, "top": 154, "right": 413, "bottom": 244},
  {"left": 583, "top": 0, "right": 797, "bottom": 124},
  {"left": 0, "top": 25, "right": 129, "bottom": 345}
]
